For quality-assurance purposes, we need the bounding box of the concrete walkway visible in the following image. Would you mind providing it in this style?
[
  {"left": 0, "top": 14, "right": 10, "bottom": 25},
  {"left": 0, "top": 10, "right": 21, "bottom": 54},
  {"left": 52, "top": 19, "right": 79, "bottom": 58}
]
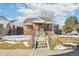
[{"left": 0, "top": 48, "right": 74, "bottom": 56}]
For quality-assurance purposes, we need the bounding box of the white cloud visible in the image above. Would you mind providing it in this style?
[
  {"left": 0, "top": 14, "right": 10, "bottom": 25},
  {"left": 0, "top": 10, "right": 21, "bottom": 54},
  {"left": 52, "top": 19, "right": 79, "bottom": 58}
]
[
  {"left": 17, "top": 3, "right": 79, "bottom": 28},
  {"left": 17, "top": 3, "right": 26, "bottom": 9},
  {"left": 30, "top": 3, "right": 79, "bottom": 17},
  {"left": 18, "top": 9, "right": 40, "bottom": 18},
  {"left": 30, "top": 4, "right": 79, "bottom": 27}
]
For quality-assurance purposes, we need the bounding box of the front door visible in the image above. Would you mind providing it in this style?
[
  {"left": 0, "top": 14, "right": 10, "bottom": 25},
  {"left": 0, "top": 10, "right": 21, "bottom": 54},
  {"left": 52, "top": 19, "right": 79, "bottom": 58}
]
[{"left": 34, "top": 23, "right": 44, "bottom": 31}]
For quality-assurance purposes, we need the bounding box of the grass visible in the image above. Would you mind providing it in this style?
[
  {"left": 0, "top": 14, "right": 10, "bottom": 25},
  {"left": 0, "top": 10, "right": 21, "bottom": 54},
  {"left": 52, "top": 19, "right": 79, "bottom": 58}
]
[
  {"left": 50, "top": 36, "right": 79, "bottom": 49},
  {"left": 59, "top": 37, "right": 79, "bottom": 43},
  {"left": 15, "top": 39, "right": 32, "bottom": 47},
  {"left": 0, "top": 43, "right": 25, "bottom": 49},
  {"left": 0, "top": 39, "right": 32, "bottom": 49},
  {"left": 50, "top": 36, "right": 60, "bottom": 49},
  {"left": 0, "top": 40, "right": 7, "bottom": 42},
  {"left": 1, "top": 36, "right": 79, "bottom": 49}
]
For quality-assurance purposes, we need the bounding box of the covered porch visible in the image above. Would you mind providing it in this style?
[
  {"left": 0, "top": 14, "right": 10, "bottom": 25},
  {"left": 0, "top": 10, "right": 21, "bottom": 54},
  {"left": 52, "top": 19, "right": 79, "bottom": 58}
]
[
  {"left": 33, "top": 19, "right": 53, "bottom": 31},
  {"left": 33, "top": 23, "right": 52, "bottom": 31}
]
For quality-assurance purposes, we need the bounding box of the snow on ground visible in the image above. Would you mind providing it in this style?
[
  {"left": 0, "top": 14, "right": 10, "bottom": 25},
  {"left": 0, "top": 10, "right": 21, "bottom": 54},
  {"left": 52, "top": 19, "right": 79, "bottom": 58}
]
[{"left": 2, "top": 35, "right": 32, "bottom": 41}]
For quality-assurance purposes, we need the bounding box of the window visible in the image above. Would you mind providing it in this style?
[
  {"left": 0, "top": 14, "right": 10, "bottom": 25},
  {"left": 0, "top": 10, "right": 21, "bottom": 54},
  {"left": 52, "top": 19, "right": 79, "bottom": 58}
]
[
  {"left": 0, "top": 24, "right": 3, "bottom": 29},
  {"left": 26, "top": 25, "right": 33, "bottom": 29}
]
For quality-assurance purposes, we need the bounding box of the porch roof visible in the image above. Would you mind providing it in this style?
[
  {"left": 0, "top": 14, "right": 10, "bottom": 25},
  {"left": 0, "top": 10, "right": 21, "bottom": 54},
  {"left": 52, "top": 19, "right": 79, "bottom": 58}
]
[
  {"left": 33, "top": 18, "right": 44, "bottom": 23},
  {"left": 24, "top": 18, "right": 53, "bottom": 24},
  {"left": 24, "top": 23, "right": 32, "bottom": 25}
]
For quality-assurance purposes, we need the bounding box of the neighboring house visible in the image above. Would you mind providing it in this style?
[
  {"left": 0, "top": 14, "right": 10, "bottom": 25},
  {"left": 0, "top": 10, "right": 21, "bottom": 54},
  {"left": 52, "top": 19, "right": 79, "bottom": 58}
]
[
  {"left": 0, "top": 16, "right": 59, "bottom": 35},
  {"left": 9, "top": 20, "right": 23, "bottom": 35},
  {"left": 0, "top": 16, "right": 9, "bottom": 29},
  {"left": 0, "top": 16, "right": 23, "bottom": 35},
  {"left": 54, "top": 24, "right": 59, "bottom": 34},
  {"left": 0, "top": 16, "right": 10, "bottom": 35},
  {"left": 71, "top": 29, "right": 79, "bottom": 34},
  {"left": 23, "top": 18, "right": 53, "bottom": 34}
]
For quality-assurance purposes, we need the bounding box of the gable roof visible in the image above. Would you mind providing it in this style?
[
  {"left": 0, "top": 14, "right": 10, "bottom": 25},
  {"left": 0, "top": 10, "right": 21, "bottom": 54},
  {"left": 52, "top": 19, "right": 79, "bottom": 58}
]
[
  {"left": 41, "top": 18, "right": 52, "bottom": 23},
  {"left": 24, "top": 18, "right": 34, "bottom": 23},
  {"left": 24, "top": 18, "right": 53, "bottom": 24},
  {"left": 9, "top": 20, "right": 23, "bottom": 27},
  {"left": 0, "top": 16, "right": 9, "bottom": 24}
]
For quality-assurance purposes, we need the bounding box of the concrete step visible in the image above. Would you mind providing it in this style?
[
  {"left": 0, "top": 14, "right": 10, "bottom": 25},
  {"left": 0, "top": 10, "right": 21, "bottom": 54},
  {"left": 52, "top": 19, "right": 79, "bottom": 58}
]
[{"left": 36, "top": 41, "right": 47, "bottom": 48}]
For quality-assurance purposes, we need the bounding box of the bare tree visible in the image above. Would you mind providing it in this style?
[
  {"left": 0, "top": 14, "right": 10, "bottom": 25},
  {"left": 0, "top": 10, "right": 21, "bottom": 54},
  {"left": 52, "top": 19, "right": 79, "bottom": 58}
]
[{"left": 0, "top": 22, "right": 10, "bottom": 39}]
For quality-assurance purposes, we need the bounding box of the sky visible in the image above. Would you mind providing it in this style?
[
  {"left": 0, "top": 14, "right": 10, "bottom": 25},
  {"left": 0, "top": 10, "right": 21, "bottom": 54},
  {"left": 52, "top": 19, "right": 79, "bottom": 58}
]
[{"left": 0, "top": 3, "right": 79, "bottom": 29}]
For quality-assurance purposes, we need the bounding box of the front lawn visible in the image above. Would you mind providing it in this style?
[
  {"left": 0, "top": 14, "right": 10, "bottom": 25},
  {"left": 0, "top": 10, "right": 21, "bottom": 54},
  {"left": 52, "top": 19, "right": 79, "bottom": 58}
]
[
  {"left": 50, "top": 36, "right": 79, "bottom": 49},
  {"left": 0, "top": 39, "right": 32, "bottom": 49}
]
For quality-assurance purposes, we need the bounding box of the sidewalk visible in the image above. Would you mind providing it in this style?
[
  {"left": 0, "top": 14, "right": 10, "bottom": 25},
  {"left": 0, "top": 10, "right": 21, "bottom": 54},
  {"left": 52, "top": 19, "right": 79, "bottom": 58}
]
[{"left": 0, "top": 48, "right": 74, "bottom": 56}]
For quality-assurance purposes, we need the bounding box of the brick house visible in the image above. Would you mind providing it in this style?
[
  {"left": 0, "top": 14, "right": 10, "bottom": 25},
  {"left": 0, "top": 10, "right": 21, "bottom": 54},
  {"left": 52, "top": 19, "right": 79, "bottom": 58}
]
[
  {"left": 23, "top": 18, "right": 53, "bottom": 34},
  {"left": 9, "top": 20, "right": 23, "bottom": 35},
  {"left": 0, "top": 16, "right": 58, "bottom": 35}
]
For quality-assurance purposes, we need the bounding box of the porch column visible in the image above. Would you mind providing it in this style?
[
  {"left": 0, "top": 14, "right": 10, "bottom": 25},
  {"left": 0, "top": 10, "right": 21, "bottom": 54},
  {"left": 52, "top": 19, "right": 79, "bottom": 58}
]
[
  {"left": 45, "top": 24, "right": 47, "bottom": 31},
  {"left": 43, "top": 23, "right": 45, "bottom": 31},
  {"left": 49, "top": 24, "right": 52, "bottom": 31}
]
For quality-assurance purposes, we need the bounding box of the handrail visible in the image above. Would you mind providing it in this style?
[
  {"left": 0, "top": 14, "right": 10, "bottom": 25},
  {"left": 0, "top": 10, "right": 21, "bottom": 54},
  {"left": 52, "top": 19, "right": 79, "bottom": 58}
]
[
  {"left": 32, "top": 31, "right": 36, "bottom": 49},
  {"left": 47, "top": 34, "right": 52, "bottom": 49},
  {"left": 32, "top": 31, "right": 39, "bottom": 49}
]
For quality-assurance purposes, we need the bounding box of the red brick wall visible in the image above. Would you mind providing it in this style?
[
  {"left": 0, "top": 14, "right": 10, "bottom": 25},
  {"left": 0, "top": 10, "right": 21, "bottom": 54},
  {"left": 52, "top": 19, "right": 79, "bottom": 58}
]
[
  {"left": 33, "top": 24, "right": 38, "bottom": 31},
  {"left": 23, "top": 24, "right": 39, "bottom": 34},
  {"left": 23, "top": 23, "right": 53, "bottom": 34},
  {"left": 23, "top": 26, "right": 33, "bottom": 34}
]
